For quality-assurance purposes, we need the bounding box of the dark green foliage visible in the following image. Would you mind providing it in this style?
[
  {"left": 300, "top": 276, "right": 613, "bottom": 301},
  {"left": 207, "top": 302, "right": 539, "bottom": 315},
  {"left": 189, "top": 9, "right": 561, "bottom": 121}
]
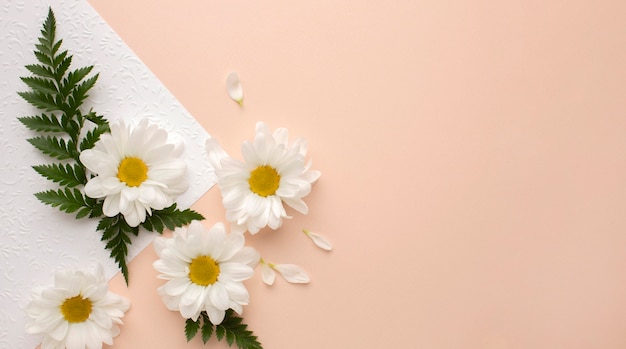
[
  {"left": 97, "top": 214, "right": 139, "bottom": 284},
  {"left": 186, "top": 310, "right": 262, "bottom": 349},
  {"left": 32, "top": 163, "right": 85, "bottom": 187},
  {"left": 142, "top": 204, "right": 205, "bottom": 233},
  {"left": 185, "top": 318, "right": 200, "bottom": 342},
  {"left": 34, "top": 188, "right": 95, "bottom": 219}
]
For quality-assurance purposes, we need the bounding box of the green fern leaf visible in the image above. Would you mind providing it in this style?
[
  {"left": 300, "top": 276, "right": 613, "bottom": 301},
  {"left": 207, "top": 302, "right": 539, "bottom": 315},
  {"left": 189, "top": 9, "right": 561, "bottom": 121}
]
[
  {"left": 32, "top": 163, "right": 85, "bottom": 187},
  {"left": 18, "top": 114, "right": 64, "bottom": 133},
  {"left": 79, "top": 124, "right": 110, "bottom": 151},
  {"left": 27, "top": 135, "right": 77, "bottom": 160},
  {"left": 217, "top": 310, "right": 263, "bottom": 349},
  {"left": 83, "top": 110, "right": 108, "bottom": 126},
  {"left": 59, "top": 66, "right": 94, "bottom": 97},
  {"left": 40, "top": 8, "right": 56, "bottom": 48},
  {"left": 141, "top": 204, "right": 204, "bottom": 233},
  {"left": 66, "top": 73, "right": 98, "bottom": 112},
  {"left": 24, "top": 64, "right": 56, "bottom": 79},
  {"left": 34, "top": 51, "right": 53, "bottom": 66},
  {"left": 185, "top": 318, "right": 200, "bottom": 342},
  {"left": 201, "top": 314, "right": 214, "bottom": 344},
  {"left": 18, "top": 90, "right": 60, "bottom": 111},
  {"left": 34, "top": 187, "right": 89, "bottom": 214},
  {"left": 20, "top": 76, "right": 57, "bottom": 95},
  {"left": 55, "top": 55, "right": 72, "bottom": 81},
  {"left": 97, "top": 214, "right": 138, "bottom": 284},
  {"left": 52, "top": 50, "right": 68, "bottom": 68}
]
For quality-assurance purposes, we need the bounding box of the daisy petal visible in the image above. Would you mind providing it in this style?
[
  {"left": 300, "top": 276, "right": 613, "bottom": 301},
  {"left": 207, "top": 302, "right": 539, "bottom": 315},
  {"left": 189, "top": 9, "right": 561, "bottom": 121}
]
[
  {"left": 226, "top": 72, "right": 243, "bottom": 105},
  {"left": 274, "top": 264, "right": 310, "bottom": 284},
  {"left": 260, "top": 262, "right": 275, "bottom": 285},
  {"left": 303, "top": 229, "right": 333, "bottom": 251}
]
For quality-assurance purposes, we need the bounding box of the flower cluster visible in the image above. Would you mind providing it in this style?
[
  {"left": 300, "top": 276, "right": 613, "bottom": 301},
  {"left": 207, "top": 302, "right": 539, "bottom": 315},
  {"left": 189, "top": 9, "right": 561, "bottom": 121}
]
[{"left": 22, "top": 9, "right": 331, "bottom": 349}]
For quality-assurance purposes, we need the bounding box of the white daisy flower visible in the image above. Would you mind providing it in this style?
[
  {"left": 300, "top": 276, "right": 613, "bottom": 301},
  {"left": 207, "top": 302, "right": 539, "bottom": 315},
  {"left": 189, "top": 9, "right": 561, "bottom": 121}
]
[
  {"left": 79, "top": 119, "right": 189, "bottom": 227},
  {"left": 25, "top": 265, "right": 130, "bottom": 349},
  {"left": 153, "top": 221, "right": 259, "bottom": 324},
  {"left": 206, "top": 121, "right": 321, "bottom": 234}
]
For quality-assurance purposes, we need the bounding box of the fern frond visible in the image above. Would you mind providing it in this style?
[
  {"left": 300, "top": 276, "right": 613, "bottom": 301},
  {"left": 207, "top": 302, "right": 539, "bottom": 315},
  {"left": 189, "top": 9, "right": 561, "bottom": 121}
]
[
  {"left": 18, "top": 114, "right": 64, "bottom": 133},
  {"left": 18, "top": 90, "right": 60, "bottom": 111},
  {"left": 79, "top": 124, "right": 109, "bottom": 151},
  {"left": 142, "top": 204, "right": 204, "bottom": 233},
  {"left": 97, "top": 214, "right": 138, "bottom": 284},
  {"left": 34, "top": 188, "right": 90, "bottom": 215},
  {"left": 32, "top": 163, "right": 85, "bottom": 187},
  {"left": 20, "top": 76, "right": 57, "bottom": 95},
  {"left": 27, "top": 135, "right": 77, "bottom": 160}
]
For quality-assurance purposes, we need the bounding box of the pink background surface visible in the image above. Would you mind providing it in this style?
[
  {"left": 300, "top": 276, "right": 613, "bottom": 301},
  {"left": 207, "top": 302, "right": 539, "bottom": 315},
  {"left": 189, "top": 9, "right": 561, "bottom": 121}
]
[{"left": 85, "top": 0, "right": 626, "bottom": 348}]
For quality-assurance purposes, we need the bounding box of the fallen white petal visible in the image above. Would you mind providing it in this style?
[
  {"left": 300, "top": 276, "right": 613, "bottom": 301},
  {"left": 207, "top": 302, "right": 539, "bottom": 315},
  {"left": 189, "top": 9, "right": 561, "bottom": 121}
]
[
  {"left": 260, "top": 261, "right": 275, "bottom": 285},
  {"left": 274, "top": 264, "right": 310, "bottom": 284},
  {"left": 226, "top": 72, "right": 243, "bottom": 105},
  {"left": 303, "top": 229, "right": 332, "bottom": 251}
]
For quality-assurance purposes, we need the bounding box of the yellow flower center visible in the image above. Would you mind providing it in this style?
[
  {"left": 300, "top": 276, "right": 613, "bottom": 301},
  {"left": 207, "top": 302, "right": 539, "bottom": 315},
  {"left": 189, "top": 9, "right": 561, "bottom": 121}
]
[
  {"left": 248, "top": 165, "right": 280, "bottom": 197},
  {"left": 117, "top": 157, "right": 148, "bottom": 187},
  {"left": 189, "top": 256, "right": 220, "bottom": 286},
  {"left": 60, "top": 295, "right": 92, "bottom": 323}
]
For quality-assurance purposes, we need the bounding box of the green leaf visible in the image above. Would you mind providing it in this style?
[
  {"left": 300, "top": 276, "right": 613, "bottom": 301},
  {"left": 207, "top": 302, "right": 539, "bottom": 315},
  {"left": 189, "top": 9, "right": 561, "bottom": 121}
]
[
  {"left": 142, "top": 204, "right": 204, "bottom": 233},
  {"left": 34, "top": 188, "right": 90, "bottom": 216},
  {"left": 32, "top": 163, "right": 85, "bottom": 187},
  {"left": 55, "top": 54, "right": 72, "bottom": 81},
  {"left": 34, "top": 51, "right": 53, "bottom": 66},
  {"left": 216, "top": 310, "right": 263, "bottom": 349},
  {"left": 24, "top": 64, "right": 56, "bottom": 79},
  {"left": 186, "top": 310, "right": 262, "bottom": 349},
  {"left": 215, "top": 323, "right": 225, "bottom": 341},
  {"left": 27, "top": 135, "right": 77, "bottom": 160},
  {"left": 201, "top": 315, "right": 214, "bottom": 344},
  {"left": 97, "top": 214, "right": 138, "bottom": 284},
  {"left": 79, "top": 124, "right": 110, "bottom": 151},
  {"left": 83, "top": 110, "right": 109, "bottom": 126},
  {"left": 20, "top": 76, "right": 57, "bottom": 95},
  {"left": 18, "top": 90, "right": 60, "bottom": 111},
  {"left": 185, "top": 318, "right": 200, "bottom": 342},
  {"left": 52, "top": 50, "right": 68, "bottom": 68},
  {"left": 66, "top": 73, "right": 98, "bottom": 112},
  {"left": 18, "top": 113, "right": 64, "bottom": 133},
  {"left": 59, "top": 66, "right": 94, "bottom": 97},
  {"left": 41, "top": 8, "right": 56, "bottom": 51}
]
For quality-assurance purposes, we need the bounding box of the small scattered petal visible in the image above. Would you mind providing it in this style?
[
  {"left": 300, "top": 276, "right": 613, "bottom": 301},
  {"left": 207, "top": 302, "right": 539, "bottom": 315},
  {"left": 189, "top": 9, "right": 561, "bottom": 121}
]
[
  {"left": 226, "top": 72, "right": 244, "bottom": 105},
  {"left": 260, "top": 260, "right": 275, "bottom": 285},
  {"left": 273, "top": 263, "right": 310, "bottom": 284},
  {"left": 303, "top": 229, "right": 333, "bottom": 251}
]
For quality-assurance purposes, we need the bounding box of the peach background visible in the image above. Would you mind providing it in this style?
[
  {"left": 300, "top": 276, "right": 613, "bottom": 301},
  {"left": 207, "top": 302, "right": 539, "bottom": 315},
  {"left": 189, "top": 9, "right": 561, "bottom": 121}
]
[{"left": 86, "top": 0, "right": 626, "bottom": 348}]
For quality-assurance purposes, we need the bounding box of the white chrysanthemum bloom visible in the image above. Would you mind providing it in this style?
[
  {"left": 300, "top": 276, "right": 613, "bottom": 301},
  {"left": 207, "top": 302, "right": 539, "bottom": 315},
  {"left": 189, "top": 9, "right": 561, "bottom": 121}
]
[
  {"left": 206, "top": 121, "right": 321, "bottom": 234},
  {"left": 25, "top": 265, "right": 130, "bottom": 349},
  {"left": 80, "top": 119, "right": 189, "bottom": 227},
  {"left": 153, "top": 221, "right": 259, "bottom": 324}
]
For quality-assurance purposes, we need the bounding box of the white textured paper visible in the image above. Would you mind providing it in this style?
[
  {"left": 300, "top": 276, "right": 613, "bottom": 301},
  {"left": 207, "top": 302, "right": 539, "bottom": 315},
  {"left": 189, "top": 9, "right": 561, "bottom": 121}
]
[{"left": 0, "top": 0, "right": 216, "bottom": 347}]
